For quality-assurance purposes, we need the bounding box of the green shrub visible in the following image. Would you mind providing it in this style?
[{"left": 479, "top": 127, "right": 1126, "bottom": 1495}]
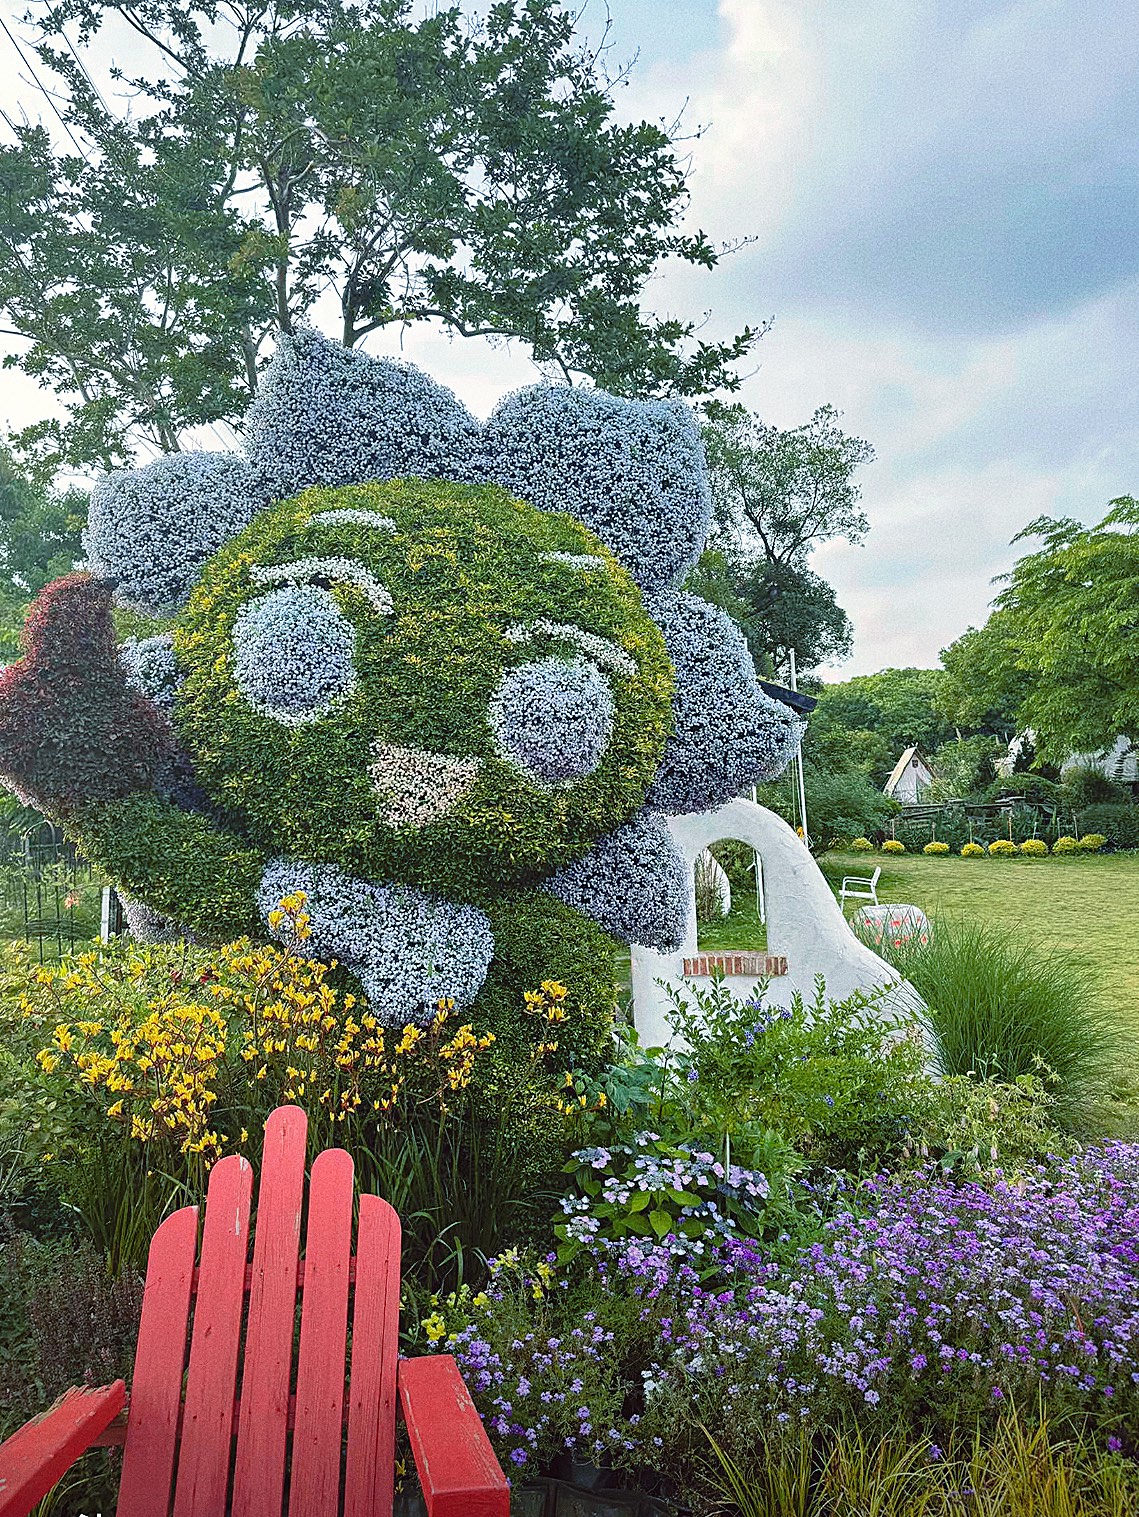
[
  {"left": 1018, "top": 837, "right": 1048, "bottom": 855},
  {"left": 922, "top": 840, "right": 949, "bottom": 855},
  {"left": 987, "top": 838, "right": 1017, "bottom": 856},
  {"left": 1079, "top": 803, "right": 1139, "bottom": 850},
  {"left": 960, "top": 841, "right": 985, "bottom": 857},
  {"left": 882, "top": 918, "right": 1112, "bottom": 1131},
  {"left": 1053, "top": 834, "right": 1080, "bottom": 853},
  {"left": 881, "top": 839, "right": 905, "bottom": 854}
]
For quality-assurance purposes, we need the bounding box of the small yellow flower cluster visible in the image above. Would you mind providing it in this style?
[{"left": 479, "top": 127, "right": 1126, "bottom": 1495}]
[
  {"left": 522, "top": 979, "right": 569, "bottom": 1059},
  {"left": 37, "top": 993, "right": 228, "bottom": 1162}
]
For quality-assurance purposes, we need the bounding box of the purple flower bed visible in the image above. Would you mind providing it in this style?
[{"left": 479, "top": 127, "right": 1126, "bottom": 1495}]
[
  {"left": 644, "top": 1143, "right": 1139, "bottom": 1433},
  {"left": 441, "top": 1145, "right": 1139, "bottom": 1475}
]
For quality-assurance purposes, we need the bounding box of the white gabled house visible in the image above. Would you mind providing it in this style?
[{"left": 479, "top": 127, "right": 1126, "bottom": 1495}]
[{"left": 883, "top": 745, "right": 936, "bottom": 805}]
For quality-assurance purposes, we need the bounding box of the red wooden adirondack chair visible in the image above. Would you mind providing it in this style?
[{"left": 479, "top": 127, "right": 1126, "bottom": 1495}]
[{"left": 0, "top": 1106, "right": 510, "bottom": 1517}]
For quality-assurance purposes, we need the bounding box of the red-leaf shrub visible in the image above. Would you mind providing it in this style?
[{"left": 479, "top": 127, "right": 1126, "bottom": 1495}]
[{"left": 0, "top": 573, "right": 167, "bottom": 813}]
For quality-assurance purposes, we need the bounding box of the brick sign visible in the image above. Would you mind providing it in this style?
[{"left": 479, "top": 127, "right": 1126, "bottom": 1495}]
[{"left": 682, "top": 952, "right": 788, "bottom": 978}]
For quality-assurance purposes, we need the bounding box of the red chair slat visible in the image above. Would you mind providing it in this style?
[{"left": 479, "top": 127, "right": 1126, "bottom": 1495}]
[
  {"left": 343, "top": 1193, "right": 402, "bottom": 1517},
  {"left": 172, "top": 1154, "right": 254, "bottom": 1517},
  {"left": 398, "top": 1356, "right": 510, "bottom": 1517},
  {"left": 0, "top": 1382, "right": 125, "bottom": 1517},
  {"left": 117, "top": 1205, "right": 199, "bottom": 1517},
  {"left": 231, "top": 1107, "right": 308, "bottom": 1517},
  {"left": 289, "top": 1147, "right": 355, "bottom": 1517}
]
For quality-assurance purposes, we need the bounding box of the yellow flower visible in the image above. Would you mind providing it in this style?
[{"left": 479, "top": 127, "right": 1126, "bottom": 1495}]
[{"left": 421, "top": 1312, "right": 447, "bottom": 1343}]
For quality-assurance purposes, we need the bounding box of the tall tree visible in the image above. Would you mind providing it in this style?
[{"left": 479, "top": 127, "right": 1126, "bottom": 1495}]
[
  {"left": 695, "top": 400, "right": 872, "bottom": 673},
  {"left": 686, "top": 550, "right": 852, "bottom": 675},
  {"left": 0, "top": 0, "right": 758, "bottom": 471},
  {"left": 702, "top": 400, "right": 873, "bottom": 566}
]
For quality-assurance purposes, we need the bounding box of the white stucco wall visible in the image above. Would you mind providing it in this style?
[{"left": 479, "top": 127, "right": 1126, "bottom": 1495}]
[{"left": 631, "top": 798, "right": 927, "bottom": 1053}]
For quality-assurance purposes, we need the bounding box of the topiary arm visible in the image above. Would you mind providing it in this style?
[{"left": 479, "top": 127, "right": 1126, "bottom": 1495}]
[{"left": 72, "top": 792, "right": 266, "bottom": 940}]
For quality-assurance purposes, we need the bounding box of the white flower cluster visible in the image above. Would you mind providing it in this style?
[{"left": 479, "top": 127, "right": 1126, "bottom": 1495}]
[
  {"left": 646, "top": 593, "right": 805, "bottom": 815},
  {"left": 539, "top": 551, "right": 608, "bottom": 571},
  {"left": 503, "top": 620, "right": 636, "bottom": 678},
  {"left": 118, "top": 633, "right": 182, "bottom": 712},
  {"left": 490, "top": 657, "right": 615, "bottom": 785},
  {"left": 309, "top": 509, "right": 397, "bottom": 530},
  {"left": 243, "top": 327, "right": 482, "bottom": 501},
  {"left": 369, "top": 741, "right": 482, "bottom": 829},
  {"left": 85, "top": 452, "right": 265, "bottom": 613},
  {"left": 251, "top": 556, "right": 393, "bottom": 614},
  {"left": 258, "top": 858, "right": 495, "bottom": 1024},
  {"left": 547, "top": 810, "right": 688, "bottom": 952},
  {"left": 233, "top": 585, "right": 357, "bottom": 725},
  {"left": 482, "top": 385, "right": 711, "bottom": 593}
]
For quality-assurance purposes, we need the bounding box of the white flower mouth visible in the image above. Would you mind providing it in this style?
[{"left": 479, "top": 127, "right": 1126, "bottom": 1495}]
[{"left": 369, "top": 742, "right": 482, "bottom": 828}]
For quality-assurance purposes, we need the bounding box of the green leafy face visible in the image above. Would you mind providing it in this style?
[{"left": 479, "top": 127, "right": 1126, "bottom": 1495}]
[{"left": 173, "top": 479, "right": 674, "bottom": 901}]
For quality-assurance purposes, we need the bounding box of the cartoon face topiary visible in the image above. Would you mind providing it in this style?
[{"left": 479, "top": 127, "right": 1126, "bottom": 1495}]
[{"left": 0, "top": 330, "right": 805, "bottom": 1029}]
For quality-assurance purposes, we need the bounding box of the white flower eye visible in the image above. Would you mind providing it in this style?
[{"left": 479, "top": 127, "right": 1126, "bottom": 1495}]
[
  {"left": 233, "top": 584, "right": 357, "bottom": 725},
  {"left": 490, "top": 657, "right": 615, "bottom": 784}
]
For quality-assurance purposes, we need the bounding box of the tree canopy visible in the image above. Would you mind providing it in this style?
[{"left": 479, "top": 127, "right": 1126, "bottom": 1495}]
[
  {"left": 702, "top": 399, "right": 873, "bottom": 567},
  {"left": 694, "top": 401, "right": 872, "bottom": 674},
  {"left": 976, "top": 500, "right": 1139, "bottom": 761},
  {"left": 0, "top": 0, "right": 758, "bottom": 471}
]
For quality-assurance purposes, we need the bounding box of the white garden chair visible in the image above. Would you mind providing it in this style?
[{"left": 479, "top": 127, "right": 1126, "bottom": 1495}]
[{"left": 839, "top": 864, "right": 881, "bottom": 910}]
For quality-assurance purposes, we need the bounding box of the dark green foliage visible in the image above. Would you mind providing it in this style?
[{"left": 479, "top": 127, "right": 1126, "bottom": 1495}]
[
  {"left": 476, "top": 892, "right": 619, "bottom": 1076},
  {"left": 1078, "top": 803, "right": 1139, "bottom": 850},
  {"left": 0, "top": 449, "right": 86, "bottom": 655},
  {"left": 686, "top": 550, "right": 853, "bottom": 675},
  {"left": 882, "top": 919, "right": 1113, "bottom": 1130},
  {"left": 814, "top": 668, "right": 953, "bottom": 766},
  {"left": 2, "top": 0, "right": 756, "bottom": 471},
  {"left": 175, "top": 479, "right": 673, "bottom": 903},
  {"left": 942, "top": 500, "right": 1139, "bottom": 761},
  {"left": 73, "top": 793, "right": 264, "bottom": 938},
  {"left": 760, "top": 763, "right": 897, "bottom": 851},
  {"left": 938, "top": 610, "right": 1033, "bottom": 740}
]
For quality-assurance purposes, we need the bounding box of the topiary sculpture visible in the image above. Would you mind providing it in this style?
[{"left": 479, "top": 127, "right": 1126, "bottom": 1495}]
[{"left": 0, "top": 329, "right": 804, "bottom": 1038}]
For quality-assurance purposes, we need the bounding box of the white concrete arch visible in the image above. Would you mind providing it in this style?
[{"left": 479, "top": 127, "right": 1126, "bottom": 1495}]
[{"left": 631, "top": 798, "right": 925, "bottom": 1051}]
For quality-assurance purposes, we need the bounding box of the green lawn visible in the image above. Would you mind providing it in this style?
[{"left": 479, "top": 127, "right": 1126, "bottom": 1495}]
[{"left": 817, "top": 851, "right": 1139, "bottom": 1017}]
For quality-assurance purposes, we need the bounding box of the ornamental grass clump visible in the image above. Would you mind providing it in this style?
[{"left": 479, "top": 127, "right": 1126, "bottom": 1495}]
[{"left": 882, "top": 917, "right": 1112, "bottom": 1131}]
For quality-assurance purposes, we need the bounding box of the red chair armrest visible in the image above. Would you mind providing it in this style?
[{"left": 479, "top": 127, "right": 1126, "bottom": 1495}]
[
  {"left": 398, "top": 1356, "right": 509, "bottom": 1517},
  {"left": 0, "top": 1381, "right": 126, "bottom": 1517}
]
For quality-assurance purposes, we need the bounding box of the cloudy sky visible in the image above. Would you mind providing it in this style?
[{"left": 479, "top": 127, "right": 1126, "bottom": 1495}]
[{"left": 1, "top": 0, "right": 1137, "bottom": 676}]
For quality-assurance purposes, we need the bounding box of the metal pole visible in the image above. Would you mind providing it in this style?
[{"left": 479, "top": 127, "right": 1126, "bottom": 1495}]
[{"left": 789, "top": 648, "right": 810, "bottom": 848}]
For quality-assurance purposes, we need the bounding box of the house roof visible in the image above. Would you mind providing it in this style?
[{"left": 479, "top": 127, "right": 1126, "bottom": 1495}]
[{"left": 883, "top": 745, "right": 935, "bottom": 798}]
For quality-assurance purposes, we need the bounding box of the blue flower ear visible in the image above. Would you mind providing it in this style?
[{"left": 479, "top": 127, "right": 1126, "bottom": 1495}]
[
  {"left": 546, "top": 810, "right": 689, "bottom": 951},
  {"left": 647, "top": 594, "right": 805, "bottom": 814},
  {"left": 481, "top": 386, "right": 711, "bottom": 593},
  {"left": 244, "top": 327, "right": 482, "bottom": 501},
  {"left": 85, "top": 452, "right": 266, "bottom": 614}
]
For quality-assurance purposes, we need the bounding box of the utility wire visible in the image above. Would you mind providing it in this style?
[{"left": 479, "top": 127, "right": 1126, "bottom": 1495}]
[{"left": 0, "top": 11, "right": 89, "bottom": 158}]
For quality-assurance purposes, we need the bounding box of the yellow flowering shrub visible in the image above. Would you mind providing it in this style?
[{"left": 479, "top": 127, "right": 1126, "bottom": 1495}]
[
  {"left": 987, "top": 839, "right": 1017, "bottom": 857},
  {"left": 960, "top": 842, "right": 985, "bottom": 857},
  {"left": 19, "top": 894, "right": 495, "bottom": 1172},
  {"left": 922, "top": 841, "right": 950, "bottom": 855},
  {"left": 1019, "top": 838, "right": 1048, "bottom": 856},
  {"left": 881, "top": 839, "right": 906, "bottom": 854}
]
